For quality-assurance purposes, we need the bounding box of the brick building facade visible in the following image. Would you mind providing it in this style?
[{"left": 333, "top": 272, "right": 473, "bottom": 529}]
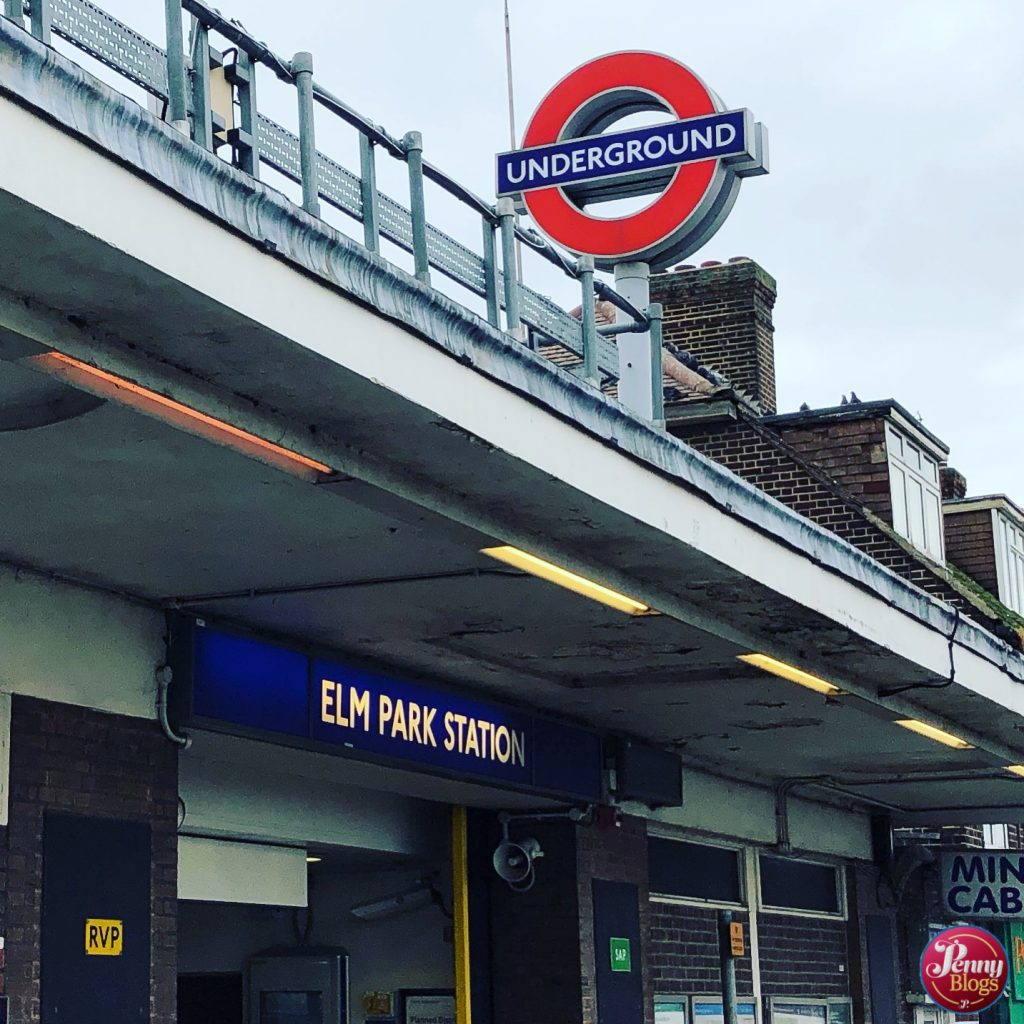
[{"left": 3, "top": 696, "right": 178, "bottom": 1024}]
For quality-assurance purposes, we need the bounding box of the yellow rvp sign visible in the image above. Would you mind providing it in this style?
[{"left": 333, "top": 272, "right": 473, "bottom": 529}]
[{"left": 85, "top": 919, "right": 123, "bottom": 956}]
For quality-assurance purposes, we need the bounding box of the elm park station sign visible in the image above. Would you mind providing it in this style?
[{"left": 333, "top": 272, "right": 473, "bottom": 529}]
[{"left": 496, "top": 51, "right": 768, "bottom": 270}]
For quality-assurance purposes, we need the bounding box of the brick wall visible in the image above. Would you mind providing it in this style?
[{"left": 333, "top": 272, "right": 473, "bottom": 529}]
[
  {"left": 648, "top": 901, "right": 849, "bottom": 1013},
  {"left": 669, "top": 418, "right": 975, "bottom": 613},
  {"left": 774, "top": 416, "right": 894, "bottom": 525},
  {"left": 4, "top": 696, "right": 178, "bottom": 1024},
  {"left": 757, "top": 913, "right": 849, "bottom": 999},
  {"left": 944, "top": 509, "right": 998, "bottom": 594},
  {"left": 652, "top": 260, "right": 778, "bottom": 413},
  {"left": 649, "top": 903, "right": 754, "bottom": 996}
]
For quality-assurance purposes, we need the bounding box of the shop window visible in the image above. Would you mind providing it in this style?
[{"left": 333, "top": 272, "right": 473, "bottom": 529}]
[
  {"left": 691, "top": 996, "right": 757, "bottom": 1022},
  {"left": 654, "top": 995, "right": 688, "bottom": 1024},
  {"left": 769, "top": 999, "right": 852, "bottom": 1024},
  {"left": 648, "top": 836, "right": 744, "bottom": 905},
  {"left": 758, "top": 853, "right": 843, "bottom": 916},
  {"left": 886, "top": 423, "right": 944, "bottom": 561},
  {"left": 996, "top": 512, "right": 1024, "bottom": 615}
]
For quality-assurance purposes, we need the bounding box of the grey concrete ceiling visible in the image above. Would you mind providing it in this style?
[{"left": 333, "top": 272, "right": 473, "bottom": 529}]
[{"left": 1, "top": 138, "right": 1022, "bottom": 823}]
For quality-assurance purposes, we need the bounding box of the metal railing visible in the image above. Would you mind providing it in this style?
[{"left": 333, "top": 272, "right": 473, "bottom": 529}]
[{"left": 2, "top": 0, "right": 673, "bottom": 406}]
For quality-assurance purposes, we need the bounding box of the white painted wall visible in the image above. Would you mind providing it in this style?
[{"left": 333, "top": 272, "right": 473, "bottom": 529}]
[
  {"left": 179, "top": 837, "right": 308, "bottom": 907},
  {"left": 179, "top": 742, "right": 451, "bottom": 859},
  {"left": 0, "top": 563, "right": 162, "bottom": 718},
  {"left": 636, "top": 765, "right": 873, "bottom": 861},
  {"left": 178, "top": 867, "right": 454, "bottom": 1006}
]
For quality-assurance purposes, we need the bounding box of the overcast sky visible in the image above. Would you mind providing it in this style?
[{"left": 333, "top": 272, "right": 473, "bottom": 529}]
[{"left": 90, "top": 1, "right": 1024, "bottom": 497}]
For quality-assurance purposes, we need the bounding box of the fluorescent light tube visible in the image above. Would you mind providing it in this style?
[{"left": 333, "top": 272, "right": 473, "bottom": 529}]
[
  {"left": 480, "top": 546, "right": 652, "bottom": 615},
  {"left": 30, "top": 351, "right": 332, "bottom": 477},
  {"left": 737, "top": 653, "right": 842, "bottom": 696},
  {"left": 895, "top": 719, "right": 973, "bottom": 750}
]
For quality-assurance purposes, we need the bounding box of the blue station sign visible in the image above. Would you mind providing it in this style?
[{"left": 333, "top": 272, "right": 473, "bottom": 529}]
[
  {"left": 496, "top": 109, "right": 753, "bottom": 200},
  {"left": 169, "top": 620, "right": 604, "bottom": 802}
]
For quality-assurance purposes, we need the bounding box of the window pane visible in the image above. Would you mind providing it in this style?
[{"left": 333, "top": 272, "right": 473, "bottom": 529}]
[
  {"left": 649, "top": 837, "right": 742, "bottom": 903},
  {"left": 261, "top": 992, "right": 324, "bottom": 1024},
  {"left": 886, "top": 425, "right": 903, "bottom": 457},
  {"left": 906, "top": 442, "right": 921, "bottom": 470},
  {"left": 924, "top": 490, "right": 943, "bottom": 560},
  {"left": 906, "top": 477, "right": 925, "bottom": 547},
  {"left": 759, "top": 854, "right": 840, "bottom": 913},
  {"left": 1013, "top": 550, "right": 1024, "bottom": 614},
  {"left": 890, "top": 465, "right": 908, "bottom": 536}
]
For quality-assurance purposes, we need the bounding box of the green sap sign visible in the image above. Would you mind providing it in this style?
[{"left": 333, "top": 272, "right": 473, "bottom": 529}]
[{"left": 610, "top": 937, "right": 632, "bottom": 973}]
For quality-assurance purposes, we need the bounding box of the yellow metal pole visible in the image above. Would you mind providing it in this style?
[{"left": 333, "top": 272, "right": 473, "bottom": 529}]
[{"left": 452, "top": 806, "right": 473, "bottom": 1024}]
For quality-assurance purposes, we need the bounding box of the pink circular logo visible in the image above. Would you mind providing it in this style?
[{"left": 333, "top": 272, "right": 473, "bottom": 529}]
[{"left": 920, "top": 926, "right": 1008, "bottom": 1013}]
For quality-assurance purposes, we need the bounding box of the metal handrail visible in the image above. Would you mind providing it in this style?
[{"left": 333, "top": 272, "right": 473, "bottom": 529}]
[{"left": 3, "top": 0, "right": 672, "bottom": 396}]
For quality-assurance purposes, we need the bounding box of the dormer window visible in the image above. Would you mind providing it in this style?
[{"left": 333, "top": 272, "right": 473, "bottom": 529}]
[
  {"left": 886, "top": 423, "right": 944, "bottom": 561},
  {"left": 995, "top": 511, "right": 1024, "bottom": 616}
]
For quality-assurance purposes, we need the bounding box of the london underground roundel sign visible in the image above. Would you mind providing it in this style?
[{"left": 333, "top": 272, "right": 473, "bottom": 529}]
[
  {"left": 920, "top": 925, "right": 1008, "bottom": 1013},
  {"left": 496, "top": 51, "right": 768, "bottom": 271}
]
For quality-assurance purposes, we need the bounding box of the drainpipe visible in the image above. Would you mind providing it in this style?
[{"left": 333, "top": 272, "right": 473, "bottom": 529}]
[
  {"left": 156, "top": 666, "right": 191, "bottom": 748},
  {"left": 775, "top": 777, "right": 901, "bottom": 854}
]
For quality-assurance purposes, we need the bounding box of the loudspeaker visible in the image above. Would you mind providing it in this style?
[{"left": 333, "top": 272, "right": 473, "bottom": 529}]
[{"left": 492, "top": 838, "right": 543, "bottom": 889}]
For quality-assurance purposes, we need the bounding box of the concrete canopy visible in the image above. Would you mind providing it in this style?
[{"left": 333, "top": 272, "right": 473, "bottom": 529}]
[{"left": 3, "top": 23, "right": 1024, "bottom": 827}]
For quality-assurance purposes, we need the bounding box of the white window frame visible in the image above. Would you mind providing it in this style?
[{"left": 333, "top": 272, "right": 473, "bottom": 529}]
[
  {"left": 648, "top": 830, "right": 748, "bottom": 910},
  {"left": 983, "top": 823, "right": 1009, "bottom": 849},
  {"left": 886, "top": 422, "right": 945, "bottom": 562},
  {"left": 755, "top": 851, "right": 847, "bottom": 920},
  {"left": 994, "top": 509, "right": 1024, "bottom": 616}
]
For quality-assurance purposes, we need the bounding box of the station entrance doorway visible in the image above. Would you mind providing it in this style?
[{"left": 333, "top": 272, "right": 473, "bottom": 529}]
[{"left": 176, "top": 841, "right": 455, "bottom": 1024}]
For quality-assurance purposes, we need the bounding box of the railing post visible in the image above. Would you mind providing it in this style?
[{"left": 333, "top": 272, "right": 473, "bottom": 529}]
[
  {"left": 29, "top": 0, "right": 50, "bottom": 43},
  {"left": 226, "top": 51, "right": 259, "bottom": 178},
  {"left": 497, "top": 197, "right": 522, "bottom": 338},
  {"left": 403, "top": 131, "right": 430, "bottom": 284},
  {"left": 3, "top": 0, "right": 22, "bottom": 26},
  {"left": 292, "top": 51, "right": 320, "bottom": 218},
  {"left": 577, "top": 255, "right": 599, "bottom": 385},
  {"left": 482, "top": 216, "right": 500, "bottom": 328},
  {"left": 648, "top": 300, "right": 665, "bottom": 423},
  {"left": 190, "top": 18, "right": 213, "bottom": 150},
  {"left": 359, "top": 135, "right": 380, "bottom": 253},
  {"left": 163, "top": 0, "right": 189, "bottom": 133}
]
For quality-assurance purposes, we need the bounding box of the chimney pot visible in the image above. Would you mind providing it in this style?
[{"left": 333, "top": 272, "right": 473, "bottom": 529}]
[{"left": 700, "top": 260, "right": 723, "bottom": 268}]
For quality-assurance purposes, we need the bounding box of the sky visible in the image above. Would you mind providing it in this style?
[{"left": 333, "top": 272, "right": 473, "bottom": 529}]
[{"left": 78, "top": 1, "right": 1024, "bottom": 497}]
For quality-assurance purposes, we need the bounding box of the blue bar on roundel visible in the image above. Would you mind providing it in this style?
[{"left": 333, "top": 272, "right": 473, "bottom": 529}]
[{"left": 496, "top": 109, "right": 748, "bottom": 197}]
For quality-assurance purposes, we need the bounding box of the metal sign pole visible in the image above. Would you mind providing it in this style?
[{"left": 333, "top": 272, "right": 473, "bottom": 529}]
[
  {"left": 717, "top": 909, "right": 740, "bottom": 1024},
  {"left": 614, "top": 261, "right": 654, "bottom": 418}
]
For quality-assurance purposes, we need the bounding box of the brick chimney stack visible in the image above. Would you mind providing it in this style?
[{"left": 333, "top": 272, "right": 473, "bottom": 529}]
[
  {"left": 941, "top": 466, "right": 967, "bottom": 501},
  {"left": 651, "top": 257, "right": 778, "bottom": 414}
]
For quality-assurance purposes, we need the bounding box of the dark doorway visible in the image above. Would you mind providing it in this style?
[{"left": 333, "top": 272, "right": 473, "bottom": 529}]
[
  {"left": 41, "top": 812, "right": 151, "bottom": 1024},
  {"left": 178, "top": 973, "right": 244, "bottom": 1024},
  {"left": 592, "top": 879, "right": 644, "bottom": 1024}
]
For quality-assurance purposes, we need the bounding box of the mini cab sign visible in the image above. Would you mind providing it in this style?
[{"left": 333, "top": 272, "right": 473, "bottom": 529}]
[{"left": 85, "top": 919, "right": 123, "bottom": 956}]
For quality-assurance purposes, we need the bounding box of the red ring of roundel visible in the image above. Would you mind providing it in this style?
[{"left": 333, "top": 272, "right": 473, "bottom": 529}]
[{"left": 521, "top": 51, "right": 718, "bottom": 259}]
